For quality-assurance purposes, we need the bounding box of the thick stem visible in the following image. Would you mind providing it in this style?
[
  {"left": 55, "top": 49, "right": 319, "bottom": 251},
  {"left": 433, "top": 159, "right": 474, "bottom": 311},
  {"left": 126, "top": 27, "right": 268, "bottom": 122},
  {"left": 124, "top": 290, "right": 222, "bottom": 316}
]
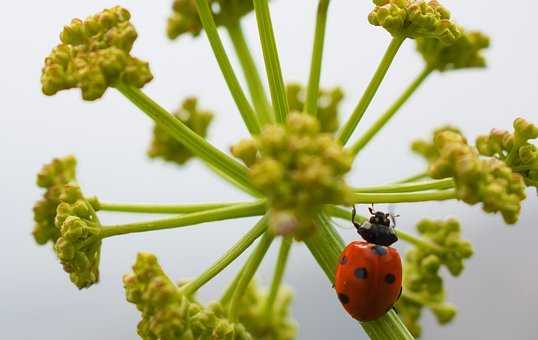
[
  {"left": 228, "top": 231, "right": 275, "bottom": 320},
  {"left": 349, "top": 67, "right": 433, "bottom": 156},
  {"left": 181, "top": 216, "right": 268, "bottom": 296},
  {"left": 305, "top": 213, "right": 414, "bottom": 339},
  {"left": 93, "top": 200, "right": 244, "bottom": 214},
  {"left": 353, "top": 178, "right": 455, "bottom": 193},
  {"left": 226, "top": 22, "right": 274, "bottom": 125},
  {"left": 352, "top": 190, "right": 457, "bottom": 204},
  {"left": 194, "top": 0, "right": 261, "bottom": 135},
  {"left": 263, "top": 235, "right": 293, "bottom": 319},
  {"left": 304, "top": 0, "right": 331, "bottom": 116},
  {"left": 115, "top": 84, "right": 257, "bottom": 195},
  {"left": 253, "top": 0, "right": 289, "bottom": 123},
  {"left": 337, "top": 36, "right": 406, "bottom": 145},
  {"left": 99, "top": 201, "right": 266, "bottom": 238}
]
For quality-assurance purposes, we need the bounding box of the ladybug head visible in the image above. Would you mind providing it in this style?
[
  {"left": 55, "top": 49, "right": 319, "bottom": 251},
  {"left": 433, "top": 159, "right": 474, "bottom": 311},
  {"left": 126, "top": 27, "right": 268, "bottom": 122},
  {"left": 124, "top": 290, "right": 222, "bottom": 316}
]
[
  {"left": 368, "top": 207, "right": 392, "bottom": 227},
  {"left": 352, "top": 205, "right": 399, "bottom": 246}
]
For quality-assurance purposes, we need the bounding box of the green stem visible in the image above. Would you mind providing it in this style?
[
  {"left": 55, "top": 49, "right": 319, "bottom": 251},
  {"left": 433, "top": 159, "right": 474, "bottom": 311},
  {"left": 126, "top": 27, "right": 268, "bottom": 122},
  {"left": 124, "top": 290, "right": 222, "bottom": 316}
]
[
  {"left": 337, "top": 36, "right": 406, "bottom": 145},
  {"left": 115, "top": 84, "right": 257, "bottom": 195},
  {"left": 353, "top": 178, "right": 454, "bottom": 193},
  {"left": 304, "top": 0, "right": 330, "bottom": 116},
  {"left": 352, "top": 190, "right": 457, "bottom": 204},
  {"left": 181, "top": 216, "right": 268, "bottom": 296},
  {"left": 396, "top": 172, "right": 429, "bottom": 184},
  {"left": 349, "top": 66, "right": 433, "bottom": 156},
  {"left": 253, "top": 0, "right": 289, "bottom": 123},
  {"left": 93, "top": 199, "right": 244, "bottom": 214},
  {"left": 221, "top": 266, "right": 245, "bottom": 305},
  {"left": 263, "top": 235, "right": 293, "bottom": 319},
  {"left": 99, "top": 201, "right": 266, "bottom": 238},
  {"left": 305, "top": 213, "right": 414, "bottom": 339},
  {"left": 194, "top": 0, "right": 261, "bottom": 135},
  {"left": 226, "top": 22, "right": 274, "bottom": 126},
  {"left": 228, "top": 231, "right": 275, "bottom": 320}
]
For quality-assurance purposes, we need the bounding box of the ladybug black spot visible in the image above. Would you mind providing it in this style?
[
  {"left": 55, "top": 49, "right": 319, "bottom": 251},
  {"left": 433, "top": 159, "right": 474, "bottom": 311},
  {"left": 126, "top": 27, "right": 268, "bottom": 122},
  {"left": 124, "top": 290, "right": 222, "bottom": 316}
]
[
  {"left": 338, "top": 293, "right": 350, "bottom": 304},
  {"left": 340, "top": 256, "right": 348, "bottom": 265},
  {"left": 371, "top": 245, "right": 387, "bottom": 256},
  {"left": 384, "top": 273, "right": 396, "bottom": 284},
  {"left": 354, "top": 267, "right": 368, "bottom": 280}
]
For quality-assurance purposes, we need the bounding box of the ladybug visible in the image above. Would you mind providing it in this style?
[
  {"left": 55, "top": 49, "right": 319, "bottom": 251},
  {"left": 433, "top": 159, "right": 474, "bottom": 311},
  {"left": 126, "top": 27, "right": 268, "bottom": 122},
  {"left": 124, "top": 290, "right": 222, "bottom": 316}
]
[{"left": 334, "top": 205, "right": 402, "bottom": 322}]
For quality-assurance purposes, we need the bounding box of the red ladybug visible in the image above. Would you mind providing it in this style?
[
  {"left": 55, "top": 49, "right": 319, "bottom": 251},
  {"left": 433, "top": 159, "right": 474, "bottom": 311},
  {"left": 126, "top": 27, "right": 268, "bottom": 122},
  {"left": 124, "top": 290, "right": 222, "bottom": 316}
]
[{"left": 334, "top": 205, "right": 402, "bottom": 322}]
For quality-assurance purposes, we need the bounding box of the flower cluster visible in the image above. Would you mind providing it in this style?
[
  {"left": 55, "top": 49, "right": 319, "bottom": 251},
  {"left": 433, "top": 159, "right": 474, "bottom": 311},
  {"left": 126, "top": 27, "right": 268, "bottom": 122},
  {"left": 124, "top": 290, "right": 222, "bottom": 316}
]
[
  {"left": 413, "top": 128, "right": 527, "bottom": 224},
  {"left": 54, "top": 184, "right": 102, "bottom": 289},
  {"left": 397, "top": 218, "right": 473, "bottom": 337},
  {"left": 41, "top": 6, "right": 153, "bottom": 100},
  {"left": 231, "top": 113, "right": 352, "bottom": 239},
  {"left": 237, "top": 281, "right": 296, "bottom": 340},
  {"left": 148, "top": 97, "right": 214, "bottom": 165},
  {"left": 286, "top": 83, "right": 344, "bottom": 134},
  {"left": 124, "top": 252, "right": 253, "bottom": 339},
  {"left": 476, "top": 118, "right": 538, "bottom": 189},
  {"left": 33, "top": 156, "right": 77, "bottom": 245},
  {"left": 417, "top": 28, "right": 490, "bottom": 71},
  {"left": 167, "top": 0, "right": 254, "bottom": 39},
  {"left": 368, "top": 0, "right": 461, "bottom": 44}
]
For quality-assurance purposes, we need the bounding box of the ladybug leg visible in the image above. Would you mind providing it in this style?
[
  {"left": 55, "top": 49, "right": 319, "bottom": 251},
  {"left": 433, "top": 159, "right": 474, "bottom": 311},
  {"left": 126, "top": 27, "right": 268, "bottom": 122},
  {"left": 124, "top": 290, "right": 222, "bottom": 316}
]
[
  {"left": 368, "top": 204, "right": 375, "bottom": 215},
  {"left": 392, "top": 306, "right": 399, "bottom": 315},
  {"left": 351, "top": 205, "right": 362, "bottom": 230}
]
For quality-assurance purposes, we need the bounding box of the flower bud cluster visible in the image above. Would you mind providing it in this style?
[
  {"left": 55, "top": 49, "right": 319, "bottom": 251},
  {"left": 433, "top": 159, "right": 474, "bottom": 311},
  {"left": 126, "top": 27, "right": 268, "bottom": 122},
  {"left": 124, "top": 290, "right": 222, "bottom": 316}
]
[
  {"left": 413, "top": 128, "right": 527, "bottom": 224},
  {"left": 148, "top": 97, "right": 214, "bottom": 165},
  {"left": 416, "top": 29, "right": 490, "bottom": 71},
  {"left": 41, "top": 6, "right": 153, "bottom": 100},
  {"left": 124, "top": 253, "right": 253, "bottom": 339},
  {"left": 368, "top": 0, "right": 461, "bottom": 44},
  {"left": 54, "top": 184, "right": 102, "bottom": 289},
  {"left": 286, "top": 83, "right": 344, "bottom": 133},
  {"left": 231, "top": 113, "right": 352, "bottom": 239},
  {"left": 476, "top": 118, "right": 538, "bottom": 189},
  {"left": 167, "top": 0, "right": 255, "bottom": 39},
  {"left": 33, "top": 156, "right": 77, "bottom": 245},
  {"left": 397, "top": 218, "right": 472, "bottom": 337}
]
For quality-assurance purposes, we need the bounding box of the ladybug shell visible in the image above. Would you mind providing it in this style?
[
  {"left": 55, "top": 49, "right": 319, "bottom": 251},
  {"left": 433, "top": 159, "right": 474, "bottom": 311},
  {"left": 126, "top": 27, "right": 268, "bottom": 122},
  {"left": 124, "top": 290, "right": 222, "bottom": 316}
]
[{"left": 334, "top": 241, "right": 402, "bottom": 322}]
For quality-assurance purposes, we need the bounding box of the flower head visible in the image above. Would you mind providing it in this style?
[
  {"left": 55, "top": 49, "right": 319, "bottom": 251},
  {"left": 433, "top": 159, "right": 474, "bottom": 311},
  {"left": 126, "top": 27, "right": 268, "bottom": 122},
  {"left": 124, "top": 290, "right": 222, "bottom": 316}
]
[
  {"left": 41, "top": 6, "right": 153, "bottom": 100},
  {"left": 286, "top": 83, "right": 344, "bottom": 133},
  {"left": 148, "top": 97, "right": 214, "bottom": 165},
  {"left": 54, "top": 184, "right": 102, "bottom": 289},
  {"left": 167, "top": 0, "right": 255, "bottom": 39},
  {"left": 33, "top": 156, "right": 77, "bottom": 245},
  {"left": 231, "top": 113, "right": 352, "bottom": 239},
  {"left": 368, "top": 0, "right": 461, "bottom": 44},
  {"left": 397, "top": 218, "right": 472, "bottom": 337},
  {"left": 417, "top": 29, "right": 490, "bottom": 71}
]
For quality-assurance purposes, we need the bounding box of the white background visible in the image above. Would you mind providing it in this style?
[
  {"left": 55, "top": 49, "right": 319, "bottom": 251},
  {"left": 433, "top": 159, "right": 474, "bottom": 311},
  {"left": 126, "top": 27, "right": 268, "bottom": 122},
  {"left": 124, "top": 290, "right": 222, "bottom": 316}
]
[{"left": 1, "top": 1, "right": 537, "bottom": 339}]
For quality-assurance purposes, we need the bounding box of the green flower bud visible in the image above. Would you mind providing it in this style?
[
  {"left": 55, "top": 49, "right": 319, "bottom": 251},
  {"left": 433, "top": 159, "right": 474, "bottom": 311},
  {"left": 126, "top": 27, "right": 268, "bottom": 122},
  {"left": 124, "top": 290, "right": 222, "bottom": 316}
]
[
  {"left": 148, "top": 97, "right": 214, "bottom": 166},
  {"left": 41, "top": 6, "right": 153, "bottom": 100},
  {"left": 232, "top": 113, "right": 352, "bottom": 239},
  {"left": 286, "top": 83, "right": 344, "bottom": 133},
  {"left": 368, "top": 0, "right": 461, "bottom": 43},
  {"left": 431, "top": 303, "right": 457, "bottom": 324}
]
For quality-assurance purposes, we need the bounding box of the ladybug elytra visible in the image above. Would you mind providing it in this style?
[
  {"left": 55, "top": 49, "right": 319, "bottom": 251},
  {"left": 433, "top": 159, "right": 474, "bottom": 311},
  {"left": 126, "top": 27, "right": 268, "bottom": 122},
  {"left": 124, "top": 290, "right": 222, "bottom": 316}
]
[{"left": 334, "top": 205, "right": 403, "bottom": 322}]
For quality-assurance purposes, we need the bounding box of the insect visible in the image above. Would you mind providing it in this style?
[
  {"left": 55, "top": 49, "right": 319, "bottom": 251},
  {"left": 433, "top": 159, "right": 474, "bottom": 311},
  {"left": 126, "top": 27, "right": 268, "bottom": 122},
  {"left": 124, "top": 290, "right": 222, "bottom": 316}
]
[{"left": 334, "top": 205, "right": 403, "bottom": 322}]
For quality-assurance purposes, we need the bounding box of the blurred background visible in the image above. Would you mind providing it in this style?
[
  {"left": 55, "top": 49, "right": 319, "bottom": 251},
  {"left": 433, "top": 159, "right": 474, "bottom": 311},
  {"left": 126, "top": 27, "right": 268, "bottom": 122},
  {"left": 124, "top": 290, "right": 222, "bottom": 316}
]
[{"left": 1, "top": 0, "right": 537, "bottom": 339}]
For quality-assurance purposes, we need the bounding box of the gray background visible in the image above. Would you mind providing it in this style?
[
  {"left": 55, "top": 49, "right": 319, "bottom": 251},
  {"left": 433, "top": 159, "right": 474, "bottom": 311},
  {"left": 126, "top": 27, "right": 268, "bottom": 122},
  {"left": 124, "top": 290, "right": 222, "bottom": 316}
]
[{"left": 1, "top": 1, "right": 537, "bottom": 339}]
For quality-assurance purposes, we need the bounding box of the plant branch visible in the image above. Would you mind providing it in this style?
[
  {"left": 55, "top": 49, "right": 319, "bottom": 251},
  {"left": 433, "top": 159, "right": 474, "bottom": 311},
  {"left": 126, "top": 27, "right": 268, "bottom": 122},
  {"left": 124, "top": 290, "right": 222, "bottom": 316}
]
[
  {"left": 263, "top": 235, "right": 293, "bottom": 319},
  {"left": 194, "top": 0, "right": 261, "bottom": 134},
  {"left": 396, "top": 172, "right": 429, "bottom": 183},
  {"left": 352, "top": 190, "right": 457, "bottom": 204},
  {"left": 253, "top": 0, "right": 289, "bottom": 123},
  {"left": 337, "top": 36, "right": 406, "bottom": 145},
  {"left": 93, "top": 199, "right": 245, "bottom": 214},
  {"left": 352, "top": 178, "right": 454, "bottom": 193}
]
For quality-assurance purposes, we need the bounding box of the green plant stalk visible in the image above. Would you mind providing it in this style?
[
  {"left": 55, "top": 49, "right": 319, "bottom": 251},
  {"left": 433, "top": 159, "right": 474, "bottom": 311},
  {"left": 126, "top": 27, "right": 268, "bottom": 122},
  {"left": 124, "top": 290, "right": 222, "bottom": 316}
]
[
  {"left": 205, "top": 161, "right": 262, "bottom": 197},
  {"left": 194, "top": 0, "right": 261, "bottom": 135},
  {"left": 263, "top": 235, "right": 293, "bottom": 319},
  {"left": 304, "top": 0, "right": 331, "bottom": 116},
  {"left": 99, "top": 201, "right": 266, "bottom": 238},
  {"left": 305, "top": 213, "right": 414, "bottom": 339},
  {"left": 337, "top": 36, "right": 406, "bottom": 145},
  {"left": 253, "top": 0, "right": 289, "bottom": 123},
  {"left": 220, "top": 266, "right": 245, "bottom": 305},
  {"left": 229, "top": 231, "right": 275, "bottom": 320},
  {"left": 396, "top": 172, "right": 429, "bottom": 183},
  {"left": 349, "top": 66, "right": 433, "bottom": 156},
  {"left": 353, "top": 178, "right": 454, "bottom": 193},
  {"left": 226, "top": 22, "right": 274, "bottom": 126},
  {"left": 181, "top": 216, "right": 268, "bottom": 296},
  {"left": 93, "top": 200, "right": 245, "bottom": 214},
  {"left": 352, "top": 190, "right": 457, "bottom": 204},
  {"left": 115, "top": 83, "right": 257, "bottom": 194}
]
